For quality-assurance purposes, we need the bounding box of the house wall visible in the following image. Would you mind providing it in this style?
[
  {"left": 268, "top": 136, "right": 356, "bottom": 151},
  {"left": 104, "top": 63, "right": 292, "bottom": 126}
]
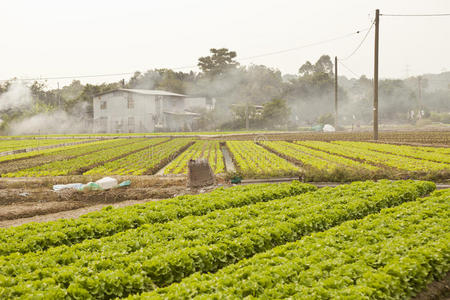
[
  {"left": 163, "top": 96, "right": 185, "bottom": 113},
  {"left": 185, "top": 97, "right": 216, "bottom": 111},
  {"left": 93, "top": 91, "right": 187, "bottom": 133},
  {"left": 93, "top": 91, "right": 156, "bottom": 133}
]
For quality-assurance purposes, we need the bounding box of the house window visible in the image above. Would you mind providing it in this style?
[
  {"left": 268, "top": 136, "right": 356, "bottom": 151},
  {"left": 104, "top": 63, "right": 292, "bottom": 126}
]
[
  {"left": 127, "top": 94, "right": 134, "bottom": 109},
  {"left": 100, "top": 101, "right": 107, "bottom": 110}
]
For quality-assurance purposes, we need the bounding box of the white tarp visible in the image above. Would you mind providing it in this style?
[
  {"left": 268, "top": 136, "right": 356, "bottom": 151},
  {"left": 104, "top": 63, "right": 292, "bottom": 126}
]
[{"left": 323, "top": 124, "right": 336, "bottom": 132}]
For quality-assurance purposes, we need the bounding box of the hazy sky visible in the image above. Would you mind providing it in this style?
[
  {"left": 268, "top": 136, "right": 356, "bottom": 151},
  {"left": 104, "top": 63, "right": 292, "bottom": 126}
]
[{"left": 1, "top": 0, "right": 449, "bottom": 88}]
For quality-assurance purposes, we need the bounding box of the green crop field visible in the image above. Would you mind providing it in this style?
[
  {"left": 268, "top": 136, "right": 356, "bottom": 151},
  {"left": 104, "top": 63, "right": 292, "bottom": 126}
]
[
  {"left": 0, "top": 133, "right": 448, "bottom": 181},
  {"left": 0, "top": 180, "right": 448, "bottom": 299},
  {"left": 0, "top": 132, "right": 448, "bottom": 298}
]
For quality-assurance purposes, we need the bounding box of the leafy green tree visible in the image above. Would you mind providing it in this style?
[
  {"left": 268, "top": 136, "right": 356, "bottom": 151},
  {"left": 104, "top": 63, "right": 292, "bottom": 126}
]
[
  {"left": 198, "top": 48, "right": 239, "bottom": 77},
  {"left": 262, "top": 98, "right": 290, "bottom": 128},
  {"left": 241, "top": 65, "right": 285, "bottom": 105},
  {"left": 314, "top": 55, "right": 333, "bottom": 75},
  {"left": 155, "top": 69, "right": 195, "bottom": 94},
  {"left": 298, "top": 61, "right": 314, "bottom": 76},
  {"left": 298, "top": 55, "right": 333, "bottom": 77},
  {"left": 317, "top": 113, "right": 334, "bottom": 125}
]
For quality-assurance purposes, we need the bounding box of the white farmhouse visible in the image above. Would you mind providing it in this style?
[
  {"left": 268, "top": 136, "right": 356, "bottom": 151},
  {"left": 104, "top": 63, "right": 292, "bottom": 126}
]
[
  {"left": 93, "top": 89, "right": 198, "bottom": 133},
  {"left": 184, "top": 97, "right": 216, "bottom": 112}
]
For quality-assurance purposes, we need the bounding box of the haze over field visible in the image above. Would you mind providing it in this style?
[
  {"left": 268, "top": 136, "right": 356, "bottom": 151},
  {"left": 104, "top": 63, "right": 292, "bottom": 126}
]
[
  {"left": 0, "top": 0, "right": 449, "bottom": 135},
  {"left": 0, "top": 0, "right": 449, "bottom": 86}
]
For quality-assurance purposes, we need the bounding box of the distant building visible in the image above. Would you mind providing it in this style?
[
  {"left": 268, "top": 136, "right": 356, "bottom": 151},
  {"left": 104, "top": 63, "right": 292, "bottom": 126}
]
[
  {"left": 184, "top": 97, "right": 216, "bottom": 112},
  {"left": 93, "top": 89, "right": 198, "bottom": 133},
  {"left": 231, "top": 103, "right": 264, "bottom": 119}
]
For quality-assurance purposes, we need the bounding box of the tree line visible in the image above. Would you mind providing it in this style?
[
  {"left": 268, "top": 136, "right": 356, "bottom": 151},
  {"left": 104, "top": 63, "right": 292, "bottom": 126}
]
[{"left": 0, "top": 48, "right": 449, "bottom": 133}]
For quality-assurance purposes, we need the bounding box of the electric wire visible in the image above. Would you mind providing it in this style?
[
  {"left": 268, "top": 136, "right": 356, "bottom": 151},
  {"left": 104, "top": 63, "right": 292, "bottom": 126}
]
[
  {"left": 237, "top": 28, "right": 369, "bottom": 61},
  {"left": 338, "top": 60, "right": 361, "bottom": 78},
  {"left": 0, "top": 27, "right": 371, "bottom": 83},
  {"left": 381, "top": 13, "right": 450, "bottom": 17},
  {"left": 340, "top": 20, "right": 374, "bottom": 61}
]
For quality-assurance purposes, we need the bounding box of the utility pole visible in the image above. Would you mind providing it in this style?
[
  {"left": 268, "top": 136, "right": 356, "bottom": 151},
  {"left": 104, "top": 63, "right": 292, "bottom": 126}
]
[
  {"left": 57, "top": 82, "right": 61, "bottom": 109},
  {"left": 334, "top": 56, "right": 338, "bottom": 129},
  {"left": 245, "top": 102, "right": 249, "bottom": 130},
  {"left": 417, "top": 76, "right": 422, "bottom": 106},
  {"left": 373, "top": 9, "right": 380, "bottom": 140}
]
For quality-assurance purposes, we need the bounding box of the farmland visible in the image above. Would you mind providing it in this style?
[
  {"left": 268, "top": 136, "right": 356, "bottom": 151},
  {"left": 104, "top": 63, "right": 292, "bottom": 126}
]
[
  {"left": 0, "top": 131, "right": 448, "bottom": 181},
  {"left": 0, "top": 180, "right": 448, "bottom": 299},
  {"left": 163, "top": 141, "right": 224, "bottom": 175},
  {"left": 0, "top": 131, "right": 448, "bottom": 299}
]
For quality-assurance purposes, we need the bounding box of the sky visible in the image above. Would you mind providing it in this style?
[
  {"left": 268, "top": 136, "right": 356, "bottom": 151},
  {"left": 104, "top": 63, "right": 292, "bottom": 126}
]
[{"left": 0, "top": 0, "right": 449, "bottom": 88}]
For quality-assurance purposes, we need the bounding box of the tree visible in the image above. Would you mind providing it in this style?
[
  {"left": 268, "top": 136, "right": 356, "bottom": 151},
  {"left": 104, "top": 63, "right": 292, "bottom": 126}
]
[
  {"left": 242, "top": 65, "right": 284, "bottom": 104},
  {"left": 298, "top": 61, "right": 314, "bottom": 76},
  {"left": 127, "top": 70, "right": 160, "bottom": 90},
  {"left": 262, "top": 98, "right": 290, "bottom": 128},
  {"left": 298, "top": 55, "right": 333, "bottom": 77},
  {"left": 197, "top": 48, "right": 239, "bottom": 77},
  {"left": 154, "top": 69, "right": 194, "bottom": 94},
  {"left": 314, "top": 55, "right": 333, "bottom": 75},
  {"left": 317, "top": 113, "right": 334, "bottom": 125}
]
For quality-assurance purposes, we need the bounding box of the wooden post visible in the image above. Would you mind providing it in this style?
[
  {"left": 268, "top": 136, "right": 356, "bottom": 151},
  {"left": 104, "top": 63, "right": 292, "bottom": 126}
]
[
  {"left": 334, "top": 56, "right": 338, "bottom": 129},
  {"left": 245, "top": 102, "right": 249, "bottom": 130},
  {"left": 373, "top": 9, "right": 380, "bottom": 140},
  {"left": 417, "top": 76, "right": 422, "bottom": 106}
]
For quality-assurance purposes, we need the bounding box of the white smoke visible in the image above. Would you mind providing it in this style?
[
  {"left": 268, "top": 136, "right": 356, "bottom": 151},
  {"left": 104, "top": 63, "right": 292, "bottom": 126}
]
[
  {"left": 9, "top": 110, "right": 91, "bottom": 135},
  {"left": 0, "top": 80, "right": 32, "bottom": 110}
]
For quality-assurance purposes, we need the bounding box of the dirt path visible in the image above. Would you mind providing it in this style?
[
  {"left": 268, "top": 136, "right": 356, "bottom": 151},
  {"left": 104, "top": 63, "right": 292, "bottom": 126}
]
[
  {"left": 412, "top": 271, "right": 450, "bottom": 300},
  {"left": 0, "top": 198, "right": 160, "bottom": 228},
  {"left": 0, "top": 175, "right": 224, "bottom": 228},
  {"left": 221, "top": 145, "right": 235, "bottom": 172}
]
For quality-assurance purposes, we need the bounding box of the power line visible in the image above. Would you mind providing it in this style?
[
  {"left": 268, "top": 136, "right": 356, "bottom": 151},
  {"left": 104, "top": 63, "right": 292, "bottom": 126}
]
[
  {"left": 338, "top": 60, "right": 361, "bottom": 78},
  {"left": 0, "top": 27, "right": 370, "bottom": 83},
  {"left": 340, "top": 20, "right": 375, "bottom": 61},
  {"left": 381, "top": 13, "right": 450, "bottom": 17},
  {"left": 0, "top": 67, "right": 198, "bottom": 83},
  {"left": 238, "top": 28, "right": 370, "bottom": 61}
]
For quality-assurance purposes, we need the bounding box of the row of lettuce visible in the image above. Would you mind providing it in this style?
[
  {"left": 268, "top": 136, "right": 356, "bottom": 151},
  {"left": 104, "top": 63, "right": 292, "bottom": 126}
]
[
  {"left": 0, "top": 138, "right": 92, "bottom": 153},
  {"left": 0, "top": 180, "right": 442, "bottom": 299},
  {"left": 0, "top": 138, "right": 448, "bottom": 178},
  {"left": 163, "top": 141, "right": 224, "bottom": 175},
  {"left": 0, "top": 181, "right": 316, "bottom": 255},
  {"left": 136, "top": 188, "right": 450, "bottom": 300}
]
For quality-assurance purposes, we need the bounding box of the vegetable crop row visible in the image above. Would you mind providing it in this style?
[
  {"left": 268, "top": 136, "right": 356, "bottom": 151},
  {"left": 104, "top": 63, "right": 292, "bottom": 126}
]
[
  {"left": 227, "top": 141, "right": 299, "bottom": 177},
  {"left": 84, "top": 139, "right": 189, "bottom": 175},
  {"left": 0, "top": 180, "right": 435, "bottom": 299},
  {"left": 164, "top": 141, "right": 224, "bottom": 174},
  {"left": 0, "top": 139, "right": 136, "bottom": 175},
  {"left": 0, "top": 138, "right": 122, "bottom": 164},
  {"left": 0, "top": 181, "right": 316, "bottom": 255},
  {"left": 0, "top": 139, "right": 88, "bottom": 153},
  {"left": 3, "top": 138, "right": 163, "bottom": 177},
  {"left": 140, "top": 189, "right": 450, "bottom": 300},
  {"left": 334, "top": 141, "right": 450, "bottom": 164},
  {"left": 297, "top": 141, "right": 448, "bottom": 172},
  {"left": 262, "top": 141, "right": 378, "bottom": 172}
]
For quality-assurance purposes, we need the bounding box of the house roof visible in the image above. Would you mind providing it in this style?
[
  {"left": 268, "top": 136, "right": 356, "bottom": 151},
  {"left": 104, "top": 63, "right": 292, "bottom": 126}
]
[
  {"left": 95, "top": 89, "right": 186, "bottom": 98},
  {"left": 164, "top": 111, "right": 200, "bottom": 116}
]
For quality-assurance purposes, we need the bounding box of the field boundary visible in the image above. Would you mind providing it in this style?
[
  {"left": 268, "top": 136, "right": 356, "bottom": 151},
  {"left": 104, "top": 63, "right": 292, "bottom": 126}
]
[{"left": 0, "top": 139, "right": 100, "bottom": 158}]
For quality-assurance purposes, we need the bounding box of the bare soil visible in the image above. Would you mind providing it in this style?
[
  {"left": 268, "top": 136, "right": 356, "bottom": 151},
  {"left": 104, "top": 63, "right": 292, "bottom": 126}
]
[
  {"left": 0, "top": 176, "right": 185, "bottom": 223},
  {"left": 206, "top": 131, "right": 450, "bottom": 145},
  {"left": 0, "top": 175, "right": 225, "bottom": 227},
  {"left": 0, "top": 198, "right": 161, "bottom": 228},
  {"left": 412, "top": 272, "right": 450, "bottom": 300},
  {"left": 0, "top": 186, "right": 187, "bottom": 221}
]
